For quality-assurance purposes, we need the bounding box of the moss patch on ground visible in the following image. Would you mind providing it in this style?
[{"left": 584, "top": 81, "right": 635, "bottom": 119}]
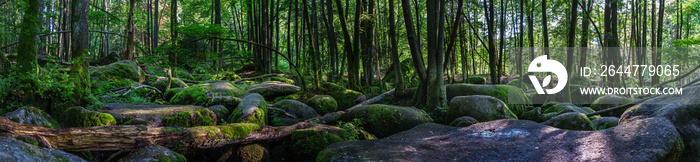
[{"left": 58, "top": 106, "right": 116, "bottom": 127}]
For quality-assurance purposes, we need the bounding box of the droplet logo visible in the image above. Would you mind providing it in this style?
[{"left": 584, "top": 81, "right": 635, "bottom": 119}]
[{"left": 528, "top": 55, "right": 567, "bottom": 94}]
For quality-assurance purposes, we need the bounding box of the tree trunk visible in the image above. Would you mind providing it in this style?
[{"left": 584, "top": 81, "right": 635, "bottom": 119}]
[
  {"left": 564, "top": 0, "right": 578, "bottom": 102},
  {"left": 153, "top": 0, "right": 159, "bottom": 54},
  {"left": 124, "top": 0, "right": 135, "bottom": 61},
  {"left": 542, "top": 0, "right": 550, "bottom": 57},
  {"left": 70, "top": 0, "right": 90, "bottom": 104},
  {"left": 389, "top": 0, "right": 404, "bottom": 96},
  {"left": 400, "top": 0, "right": 426, "bottom": 81},
  {"left": 361, "top": 0, "right": 376, "bottom": 91},
  {"left": 654, "top": 0, "right": 664, "bottom": 85},
  {"left": 486, "top": 0, "right": 497, "bottom": 84},
  {"left": 423, "top": 0, "right": 446, "bottom": 111},
  {"left": 214, "top": 0, "right": 221, "bottom": 70},
  {"left": 348, "top": 0, "right": 363, "bottom": 90},
  {"left": 580, "top": 0, "right": 591, "bottom": 68},
  {"left": 171, "top": 0, "right": 178, "bottom": 78},
  {"left": 18, "top": 0, "right": 40, "bottom": 75}
]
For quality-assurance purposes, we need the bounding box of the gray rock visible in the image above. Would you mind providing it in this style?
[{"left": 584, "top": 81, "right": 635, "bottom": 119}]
[
  {"left": 0, "top": 137, "right": 86, "bottom": 161},
  {"left": 620, "top": 85, "right": 700, "bottom": 161},
  {"left": 449, "top": 116, "right": 479, "bottom": 127},
  {"left": 592, "top": 117, "right": 619, "bottom": 130},
  {"left": 306, "top": 95, "right": 338, "bottom": 115},
  {"left": 4, "top": 106, "right": 60, "bottom": 129},
  {"left": 119, "top": 146, "right": 186, "bottom": 162},
  {"left": 207, "top": 105, "right": 230, "bottom": 120},
  {"left": 273, "top": 99, "right": 319, "bottom": 119},
  {"left": 209, "top": 96, "right": 242, "bottom": 109},
  {"left": 444, "top": 84, "right": 531, "bottom": 118},
  {"left": 318, "top": 118, "right": 684, "bottom": 162},
  {"left": 228, "top": 93, "right": 268, "bottom": 125},
  {"left": 590, "top": 95, "right": 635, "bottom": 117},
  {"left": 446, "top": 95, "right": 516, "bottom": 124},
  {"left": 541, "top": 103, "right": 595, "bottom": 121},
  {"left": 542, "top": 112, "right": 595, "bottom": 130}
]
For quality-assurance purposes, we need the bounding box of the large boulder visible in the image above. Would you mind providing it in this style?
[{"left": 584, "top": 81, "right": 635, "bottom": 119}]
[
  {"left": 208, "top": 96, "right": 242, "bottom": 109},
  {"left": 4, "top": 106, "right": 60, "bottom": 129},
  {"left": 0, "top": 137, "right": 86, "bottom": 161},
  {"left": 273, "top": 99, "right": 319, "bottom": 120},
  {"left": 208, "top": 105, "right": 230, "bottom": 122},
  {"left": 446, "top": 95, "right": 516, "bottom": 124},
  {"left": 619, "top": 85, "right": 700, "bottom": 161},
  {"left": 119, "top": 146, "right": 186, "bottom": 162},
  {"left": 170, "top": 81, "right": 249, "bottom": 106},
  {"left": 318, "top": 118, "right": 684, "bottom": 161},
  {"left": 445, "top": 84, "right": 531, "bottom": 117},
  {"left": 541, "top": 112, "right": 595, "bottom": 130},
  {"left": 90, "top": 60, "right": 145, "bottom": 83},
  {"left": 228, "top": 93, "right": 268, "bottom": 125},
  {"left": 286, "top": 124, "right": 375, "bottom": 161},
  {"left": 102, "top": 103, "right": 216, "bottom": 127},
  {"left": 164, "top": 88, "right": 184, "bottom": 102},
  {"left": 590, "top": 95, "right": 635, "bottom": 117},
  {"left": 247, "top": 81, "right": 300, "bottom": 99},
  {"left": 341, "top": 104, "right": 433, "bottom": 138},
  {"left": 58, "top": 106, "right": 116, "bottom": 127},
  {"left": 320, "top": 82, "right": 367, "bottom": 110},
  {"left": 306, "top": 95, "right": 338, "bottom": 115},
  {"left": 226, "top": 144, "right": 270, "bottom": 162}
]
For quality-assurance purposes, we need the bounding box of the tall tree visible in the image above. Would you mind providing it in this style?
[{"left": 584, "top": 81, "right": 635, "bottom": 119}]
[
  {"left": 361, "top": 0, "right": 375, "bottom": 90},
  {"left": 542, "top": 0, "right": 550, "bottom": 57},
  {"left": 653, "top": 0, "right": 665, "bottom": 85},
  {"left": 527, "top": 0, "right": 534, "bottom": 60},
  {"left": 153, "top": 0, "right": 159, "bottom": 55},
  {"left": 389, "top": 0, "right": 404, "bottom": 95},
  {"left": 124, "top": 0, "right": 136, "bottom": 61},
  {"left": 400, "top": 0, "right": 426, "bottom": 81},
  {"left": 604, "top": 0, "right": 621, "bottom": 86},
  {"left": 70, "top": 0, "right": 90, "bottom": 103},
  {"left": 485, "top": 0, "right": 497, "bottom": 84},
  {"left": 423, "top": 0, "right": 446, "bottom": 111},
  {"left": 580, "top": 0, "right": 592, "bottom": 68},
  {"left": 214, "top": 0, "right": 221, "bottom": 70},
  {"left": 564, "top": 0, "right": 578, "bottom": 102},
  {"left": 348, "top": 0, "right": 363, "bottom": 90},
  {"left": 326, "top": 0, "right": 339, "bottom": 82},
  {"left": 17, "top": 0, "right": 40, "bottom": 75}
]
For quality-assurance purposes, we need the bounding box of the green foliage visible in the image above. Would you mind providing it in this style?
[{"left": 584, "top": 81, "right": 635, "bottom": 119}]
[
  {"left": 287, "top": 129, "right": 345, "bottom": 161},
  {"left": 337, "top": 118, "right": 364, "bottom": 141},
  {"left": 58, "top": 106, "right": 116, "bottom": 127},
  {"left": 162, "top": 109, "right": 217, "bottom": 127}
]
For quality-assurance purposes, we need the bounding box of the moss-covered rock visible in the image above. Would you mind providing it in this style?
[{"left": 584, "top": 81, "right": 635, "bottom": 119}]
[
  {"left": 466, "top": 76, "right": 487, "bottom": 84},
  {"left": 119, "top": 146, "right": 186, "bottom": 162},
  {"left": 286, "top": 124, "right": 374, "bottom": 161},
  {"left": 161, "top": 108, "right": 217, "bottom": 127},
  {"left": 273, "top": 99, "right": 319, "bottom": 120},
  {"left": 541, "top": 103, "right": 595, "bottom": 122},
  {"left": 306, "top": 95, "right": 338, "bottom": 115},
  {"left": 590, "top": 95, "right": 635, "bottom": 117},
  {"left": 151, "top": 77, "right": 188, "bottom": 92},
  {"left": 542, "top": 112, "right": 595, "bottom": 130},
  {"left": 445, "top": 84, "right": 531, "bottom": 118},
  {"left": 446, "top": 95, "right": 517, "bottom": 124},
  {"left": 4, "top": 106, "right": 61, "bottom": 129},
  {"left": 592, "top": 117, "right": 619, "bottom": 130},
  {"left": 448, "top": 116, "right": 479, "bottom": 127},
  {"left": 279, "top": 91, "right": 316, "bottom": 103},
  {"left": 164, "top": 88, "right": 185, "bottom": 102},
  {"left": 186, "top": 123, "right": 261, "bottom": 142},
  {"left": 169, "top": 81, "right": 248, "bottom": 106},
  {"left": 58, "top": 106, "right": 116, "bottom": 127},
  {"left": 227, "top": 144, "right": 270, "bottom": 162},
  {"left": 211, "top": 71, "right": 241, "bottom": 81},
  {"left": 0, "top": 137, "right": 87, "bottom": 161},
  {"left": 90, "top": 60, "right": 145, "bottom": 83},
  {"left": 208, "top": 96, "right": 242, "bottom": 109},
  {"left": 320, "top": 82, "right": 346, "bottom": 92},
  {"left": 329, "top": 89, "right": 366, "bottom": 110},
  {"left": 247, "top": 81, "right": 301, "bottom": 99},
  {"left": 342, "top": 104, "right": 433, "bottom": 138},
  {"left": 175, "top": 69, "right": 195, "bottom": 81},
  {"left": 228, "top": 93, "right": 268, "bottom": 125},
  {"left": 207, "top": 105, "right": 230, "bottom": 122}
]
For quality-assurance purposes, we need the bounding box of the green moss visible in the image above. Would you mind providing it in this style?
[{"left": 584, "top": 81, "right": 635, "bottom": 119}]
[
  {"left": 343, "top": 104, "right": 433, "bottom": 138},
  {"left": 446, "top": 84, "right": 531, "bottom": 119},
  {"left": 162, "top": 109, "right": 216, "bottom": 127},
  {"left": 236, "top": 144, "right": 268, "bottom": 162},
  {"left": 59, "top": 107, "right": 116, "bottom": 127},
  {"left": 330, "top": 89, "right": 364, "bottom": 110},
  {"left": 176, "top": 69, "right": 195, "bottom": 81},
  {"left": 20, "top": 137, "right": 39, "bottom": 146},
  {"left": 169, "top": 84, "right": 208, "bottom": 105},
  {"left": 287, "top": 129, "right": 345, "bottom": 161},
  {"left": 90, "top": 60, "right": 144, "bottom": 83},
  {"left": 192, "top": 123, "right": 261, "bottom": 140},
  {"left": 151, "top": 78, "right": 188, "bottom": 91},
  {"left": 306, "top": 95, "right": 338, "bottom": 115},
  {"left": 164, "top": 88, "right": 185, "bottom": 102},
  {"left": 467, "top": 76, "right": 486, "bottom": 84},
  {"left": 228, "top": 94, "right": 268, "bottom": 125}
]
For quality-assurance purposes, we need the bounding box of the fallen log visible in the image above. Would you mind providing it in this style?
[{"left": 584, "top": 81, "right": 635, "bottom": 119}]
[{"left": 0, "top": 89, "right": 395, "bottom": 152}]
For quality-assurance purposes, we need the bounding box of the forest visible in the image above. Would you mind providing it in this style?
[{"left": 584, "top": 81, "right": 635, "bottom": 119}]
[{"left": 1, "top": 0, "right": 700, "bottom": 161}]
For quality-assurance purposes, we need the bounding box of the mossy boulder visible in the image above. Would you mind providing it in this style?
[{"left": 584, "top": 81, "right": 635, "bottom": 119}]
[
  {"left": 207, "top": 105, "right": 230, "bottom": 122},
  {"left": 448, "top": 116, "right": 479, "bottom": 127},
  {"left": 247, "top": 81, "right": 301, "bottom": 99},
  {"left": 466, "top": 76, "right": 487, "bottom": 84},
  {"left": 175, "top": 69, "right": 195, "bottom": 81},
  {"left": 211, "top": 71, "right": 241, "bottom": 81},
  {"left": 208, "top": 96, "right": 242, "bottom": 109},
  {"left": 102, "top": 103, "right": 216, "bottom": 127},
  {"left": 151, "top": 77, "right": 188, "bottom": 92},
  {"left": 0, "top": 137, "right": 87, "bottom": 161},
  {"left": 320, "top": 82, "right": 346, "bottom": 92},
  {"left": 306, "top": 95, "right": 338, "bottom": 115},
  {"left": 170, "top": 81, "right": 249, "bottom": 106},
  {"left": 541, "top": 103, "right": 595, "bottom": 122},
  {"left": 592, "top": 117, "right": 619, "bottom": 130},
  {"left": 273, "top": 99, "right": 319, "bottom": 119},
  {"left": 329, "top": 89, "right": 366, "bottom": 110},
  {"left": 542, "top": 112, "right": 595, "bottom": 130},
  {"left": 445, "top": 84, "right": 531, "bottom": 118},
  {"left": 590, "top": 95, "right": 635, "bottom": 117},
  {"left": 90, "top": 60, "right": 145, "bottom": 83},
  {"left": 228, "top": 93, "right": 268, "bottom": 125},
  {"left": 446, "top": 95, "right": 517, "bottom": 124},
  {"left": 287, "top": 124, "right": 375, "bottom": 161},
  {"left": 4, "top": 106, "right": 61, "bottom": 129},
  {"left": 227, "top": 144, "right": 270, "bottom": 162},
  {"left": 341, "top": 104, "right": 433, "bottom": 138},
  {"left": 186, "top": 123, "right": 261, "bottom": 142},
  {"left": 280, "top": 91, "right": 316, "bottom": 103},
  {"left": 164, "top": 88, "right": 184, "bottom": 102},
  {"left": 58, "top": 106, "right": 116, "bottom": 127},
  {"left": 119, "top": 146, "right": 186, "bottom": 162}
]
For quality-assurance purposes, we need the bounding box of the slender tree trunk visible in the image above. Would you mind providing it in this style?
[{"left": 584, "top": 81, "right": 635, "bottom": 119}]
[
  {"left": 390, "top": 0, "right": 404, "bottom": 95},
  {"left": 153, "top": 0, "right": 159, "bottom": 55},
  {"left": 400, "top": 0, "right": 426, "bottom": 80},
  {"left": 564, "top": 0, "right": 578, "bottom": 102},
  {"left": 580, "top": 0, "right": 591, "bottom": 68},
  {"left": 486, "top": 0, "right": 497, "bottom": 84},
  {"left": 348, "top": 0, "right": 363, "bottom": 90},
  {"left": 424, "top": 0, "right": 445, "bottom": 112},
  {"left": 654, "top": 0, "right": 664, "bottom": 85},
  {"left": 170, "top": 0, "right": 178, "bottom": 78},
  {"left": 70, "top": 0, "right": 90, "bottom": 105},
  {"left": 214, "top": 0, "right": 221, "bottom": 70},
  {"left": 17, "top": 0, "right": 41, "bottom": 105},
  {"left": 326, "top": 0, "right": 338, "bottom": 82},
  {"left": 528, "top": 0, "right": 534, "bottom": 60},
  {"left": 542, "top": 0, "right": 549, "bottom": 57},
  {"left": 124, "top": 0, "right": 135, "bottom": 61}
]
